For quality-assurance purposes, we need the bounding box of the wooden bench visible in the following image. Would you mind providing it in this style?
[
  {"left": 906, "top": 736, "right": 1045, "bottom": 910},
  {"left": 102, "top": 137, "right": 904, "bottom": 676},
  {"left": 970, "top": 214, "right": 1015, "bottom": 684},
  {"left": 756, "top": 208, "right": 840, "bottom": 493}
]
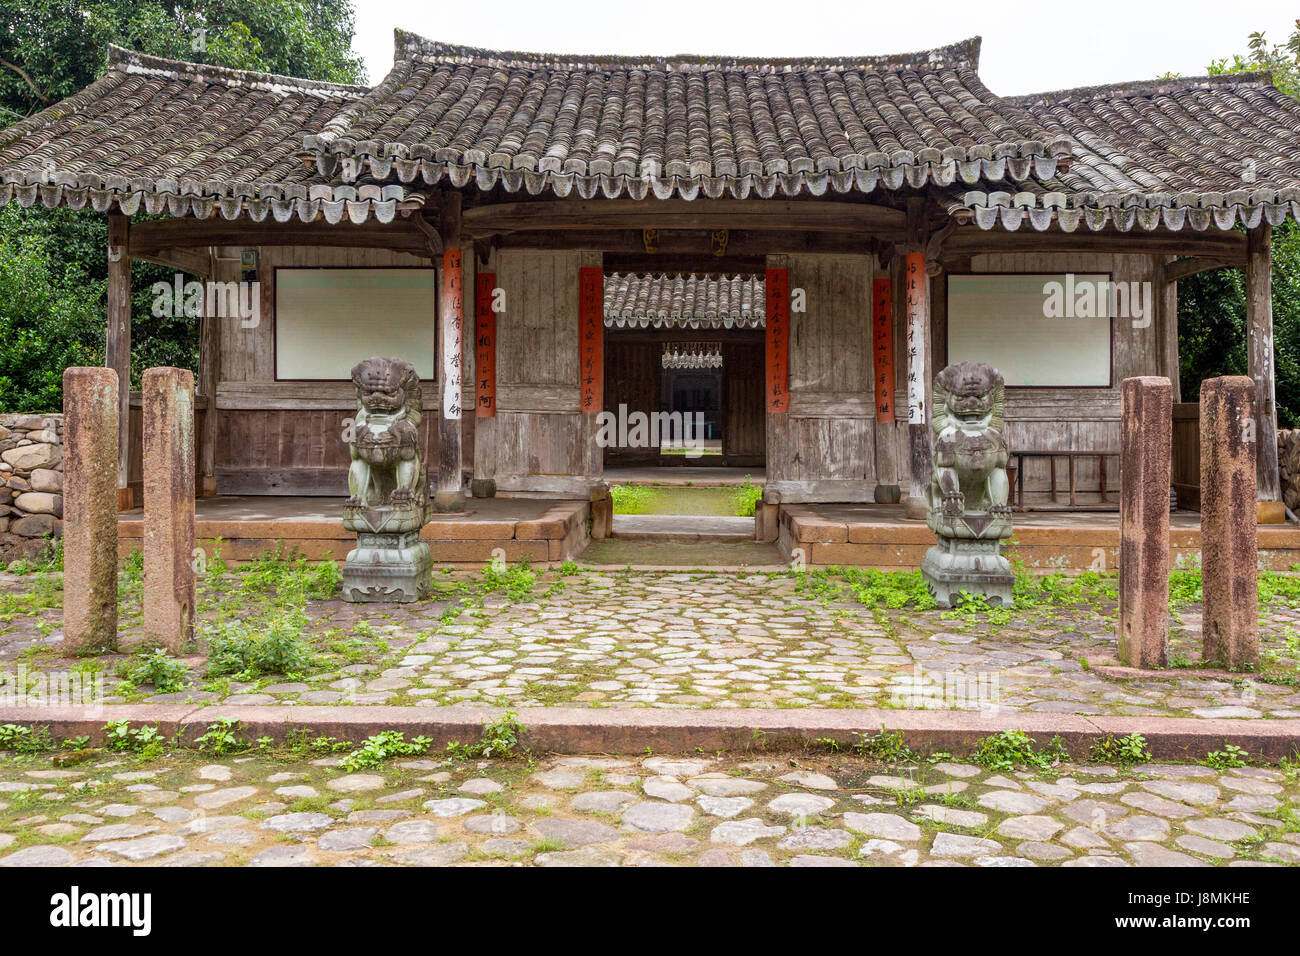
[{"left": 1009, "top": 449, "right": 1119, "bottom": 510}]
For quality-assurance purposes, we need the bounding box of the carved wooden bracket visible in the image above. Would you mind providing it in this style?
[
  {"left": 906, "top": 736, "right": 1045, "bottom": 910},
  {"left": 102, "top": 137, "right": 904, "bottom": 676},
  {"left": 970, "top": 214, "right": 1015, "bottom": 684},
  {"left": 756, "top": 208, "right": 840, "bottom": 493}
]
[
  {"left": 925, "top": 220, "right": 958, "bottom": 275},
  {"left": 413, "top": 215, "right": 444, "bottom": 259}
]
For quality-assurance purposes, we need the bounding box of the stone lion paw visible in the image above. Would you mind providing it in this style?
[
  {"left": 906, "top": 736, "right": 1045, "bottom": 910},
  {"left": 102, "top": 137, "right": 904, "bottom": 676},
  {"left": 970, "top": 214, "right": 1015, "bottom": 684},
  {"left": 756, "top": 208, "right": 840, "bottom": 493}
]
[{"left": 942, "top": 491, "right": 966, "bottom": 516}]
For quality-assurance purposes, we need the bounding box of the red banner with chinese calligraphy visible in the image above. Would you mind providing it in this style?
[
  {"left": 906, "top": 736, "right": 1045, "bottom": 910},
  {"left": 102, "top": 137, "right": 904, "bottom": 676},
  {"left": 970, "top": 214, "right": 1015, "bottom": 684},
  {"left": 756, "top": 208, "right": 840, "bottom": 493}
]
[
  {"left": 475, "top": 272, "right": 496, "bottom": 418},
  {"left": 765, "top": 268, "right": 790, "bottom": 413},
  {"left": 441, "top": 248, "right": 463, "bottom": 420},
  {"left": 578, "top": 267, "right": 603, "bottom": 413},
  {"left": 904, "top": 252, "right": 927, "bottom": 425},
  {"left": 872, "top": 277, "right": 894, "bottom": 424}
]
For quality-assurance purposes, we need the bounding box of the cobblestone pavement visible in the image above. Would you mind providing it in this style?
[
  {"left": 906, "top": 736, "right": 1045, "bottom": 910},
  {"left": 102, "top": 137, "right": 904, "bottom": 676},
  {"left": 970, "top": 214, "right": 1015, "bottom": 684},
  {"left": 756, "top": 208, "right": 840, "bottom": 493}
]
[
  {"left": 0, "top": 749, "right": 1297, "bottom": 867},
  {"left": 2, "top": 568, "right": 1299, "bottom": 716}
]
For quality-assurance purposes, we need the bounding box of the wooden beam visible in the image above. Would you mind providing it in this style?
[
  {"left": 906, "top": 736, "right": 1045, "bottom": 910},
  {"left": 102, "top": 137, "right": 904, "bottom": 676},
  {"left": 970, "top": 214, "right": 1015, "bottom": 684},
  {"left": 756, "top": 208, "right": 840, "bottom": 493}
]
[
  {"left": 490, "top": 228, "right": 879, "bottom": 256},
  {"left": 133, "top": 246, "right": 212, "bottom": 277},
  {"left": 1247, "top": 225, "right": 1281, "bottom": 504},
  {"left": 128, "top": 218, "right": 429, "bottom": 256},
  {"left": 944, "top": 227, "right": 1247, "bottom": 261},
  {"left": 602, "top": 253, "right": 767, "bottom": 275},
  {"left": 1165, "top": 256, "right": 1240, "bottom": 282},
  {"left": 106, "top": 213, "right": 132, "bottom": 509},
  {"left": 463, "top": 199, "right": 907, "bottom": 236}
]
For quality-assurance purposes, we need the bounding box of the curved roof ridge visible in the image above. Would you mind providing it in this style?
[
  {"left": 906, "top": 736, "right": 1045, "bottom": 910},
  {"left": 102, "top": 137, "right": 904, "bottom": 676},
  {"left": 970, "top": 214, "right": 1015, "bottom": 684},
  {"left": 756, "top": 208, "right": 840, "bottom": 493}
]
[
  {"left": 393, "top": 28, "right": 982, "bottom": 73},
  {"left": 1010, "top": 70, "right": 1278, "bottom": 107},
  {"left": 105, "top": 43, "right": 367, "bottom": 97}
]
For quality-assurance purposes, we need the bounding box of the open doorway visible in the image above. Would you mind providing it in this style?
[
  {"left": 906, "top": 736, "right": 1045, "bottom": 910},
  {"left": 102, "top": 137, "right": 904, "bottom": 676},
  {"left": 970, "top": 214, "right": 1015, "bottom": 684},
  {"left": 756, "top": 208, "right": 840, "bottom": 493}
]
[
  {"left": 597, "top": 272, "right": 769, "bottom": 558},
  {"left": 602, "top": 272, "right": 765, "bottom": 471}
]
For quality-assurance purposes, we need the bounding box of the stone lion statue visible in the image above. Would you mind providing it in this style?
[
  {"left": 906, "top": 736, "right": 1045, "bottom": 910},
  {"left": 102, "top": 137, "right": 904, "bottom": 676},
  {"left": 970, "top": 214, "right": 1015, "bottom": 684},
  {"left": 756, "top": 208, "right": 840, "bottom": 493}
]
[
  {"left": 346, "top": 357, "right": 426, "bottom": 511},
  {"left": 927, "top": 361, "right": 1011, "bottom": 524},
  {"left": 921, "top": 360, "right": 1014, "bottom": 608}
]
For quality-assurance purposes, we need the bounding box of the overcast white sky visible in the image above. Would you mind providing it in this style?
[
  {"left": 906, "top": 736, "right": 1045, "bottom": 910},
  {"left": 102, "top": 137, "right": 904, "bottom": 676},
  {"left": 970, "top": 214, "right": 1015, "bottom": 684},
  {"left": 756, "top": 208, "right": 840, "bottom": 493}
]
[{"left": 352, "top": 1, "right": 1296, "bottom": 95}]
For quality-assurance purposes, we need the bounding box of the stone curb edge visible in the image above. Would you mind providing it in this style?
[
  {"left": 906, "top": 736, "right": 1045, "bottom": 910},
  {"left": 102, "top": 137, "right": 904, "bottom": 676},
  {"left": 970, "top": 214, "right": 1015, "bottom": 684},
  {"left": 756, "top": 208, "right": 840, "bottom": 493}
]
[{"left": 2, "top": 705, "right": 1299, "bottom": 760}]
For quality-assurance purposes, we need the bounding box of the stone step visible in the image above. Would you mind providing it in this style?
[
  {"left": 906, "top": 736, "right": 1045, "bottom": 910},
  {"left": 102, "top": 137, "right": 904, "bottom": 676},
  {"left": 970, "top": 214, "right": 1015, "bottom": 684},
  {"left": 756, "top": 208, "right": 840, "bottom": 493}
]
[{"left": 610, "top": 515, "right": 754, "bottom": 543}]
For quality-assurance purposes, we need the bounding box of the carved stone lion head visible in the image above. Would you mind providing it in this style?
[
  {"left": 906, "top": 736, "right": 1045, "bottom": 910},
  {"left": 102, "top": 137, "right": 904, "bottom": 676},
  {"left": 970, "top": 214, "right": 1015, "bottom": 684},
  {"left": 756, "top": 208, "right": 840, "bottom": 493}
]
[
  {"left": 935, "top": 361, "right": 1004, "bottom": 423},
  {"left": 351, "top": 357, "right": 421, "bottom": 418}
]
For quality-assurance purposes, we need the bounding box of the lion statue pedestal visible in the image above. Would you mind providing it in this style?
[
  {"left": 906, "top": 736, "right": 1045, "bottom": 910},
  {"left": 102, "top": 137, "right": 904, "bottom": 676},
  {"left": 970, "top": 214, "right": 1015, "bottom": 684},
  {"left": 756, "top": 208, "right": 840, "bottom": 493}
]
[
  {"left": 341, "top": 357, "right": 432, "bottom": 603},
  {"left": 920, "top": 361, "right": 1015, "bottom": 608}
]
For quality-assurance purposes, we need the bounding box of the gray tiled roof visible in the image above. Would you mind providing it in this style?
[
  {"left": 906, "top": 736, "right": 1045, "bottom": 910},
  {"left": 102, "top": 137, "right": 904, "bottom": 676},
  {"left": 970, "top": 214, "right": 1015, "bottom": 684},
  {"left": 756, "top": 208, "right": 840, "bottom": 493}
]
[
  {"left": 306, "top": 31, "right": 1067, "bottom": 200},
  {"left": 948, "top": 73, "right": 1300, "bottom": 231},
  {"left": 0, "top": 46, "right": 411, "bottom": 224},
  {"left": 5, "top": 36, "right": 1300, "bottom": 232},
  {"left": 604, "top": 273, "right": 765, "bottom": 329}
]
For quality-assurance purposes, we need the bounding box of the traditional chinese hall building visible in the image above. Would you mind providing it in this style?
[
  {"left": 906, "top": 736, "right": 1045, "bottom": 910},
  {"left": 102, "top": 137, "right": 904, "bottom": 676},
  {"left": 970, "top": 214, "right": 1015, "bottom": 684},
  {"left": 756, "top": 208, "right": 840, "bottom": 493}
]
[{"left": 2, "top": 31, "right": 1299, "bottom": 564}]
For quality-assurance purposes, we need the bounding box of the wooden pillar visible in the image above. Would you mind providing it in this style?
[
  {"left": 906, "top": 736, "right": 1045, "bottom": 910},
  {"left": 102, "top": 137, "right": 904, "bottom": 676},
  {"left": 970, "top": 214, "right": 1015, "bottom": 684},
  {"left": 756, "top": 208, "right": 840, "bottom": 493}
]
[
  {"left": 197, "top": 248, "right": 221, "bottom": 496},
  {"left": 902, "top": 249, "right": 931, "bottom": 520},
  {"left": 106, "top": 213, "right": 132, "bottom": 510},
  {"left": 1246, "top": 225, "right": 1283, "bottom": 521},
  {"left": 471, "top": 252, "right": 498, "bottom": 498},
  {"left": 434, "top": 192, "right": 465, "bottom": 512},
  {"left": 1156, "top": 256, "right": 1181, "bottom": 402},
  {"left": 141, "top": 367, "right": 196, "bottom": 652},
  {"left": 1118, "top": 376, "right": 1172, "bottom": 668},
  {"left": 578, "top": 253, "right": 605, "bottom": 480},
  {"left": 1199, "top": 376, "right": 1259, "bottom": 669},
  {"left": 61, "top": 367, "right": 120, "bottom": 653}
]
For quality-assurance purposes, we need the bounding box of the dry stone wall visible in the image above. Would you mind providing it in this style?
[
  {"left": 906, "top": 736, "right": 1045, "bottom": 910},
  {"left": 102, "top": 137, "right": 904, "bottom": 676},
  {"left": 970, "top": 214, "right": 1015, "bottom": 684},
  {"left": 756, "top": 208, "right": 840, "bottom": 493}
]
[{"left": 0, "top": 413, "right": 64, "bottom": 561}]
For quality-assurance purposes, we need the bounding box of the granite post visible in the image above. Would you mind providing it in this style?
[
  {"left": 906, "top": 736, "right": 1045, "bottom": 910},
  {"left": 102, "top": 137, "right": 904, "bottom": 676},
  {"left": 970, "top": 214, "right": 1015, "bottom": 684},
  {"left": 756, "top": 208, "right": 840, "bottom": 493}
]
[
  {"left": 141, "top": 367, "right": 196, "bottom": 651},
  {"left": 1199, "top": 376, "right": 1259, "bottom": 668},
  {"left": 1118, "top": 376, "right": 1172, "bottom": 668},
  {"left": 61, "top": 367, "right": 119, "bottom": 654}
]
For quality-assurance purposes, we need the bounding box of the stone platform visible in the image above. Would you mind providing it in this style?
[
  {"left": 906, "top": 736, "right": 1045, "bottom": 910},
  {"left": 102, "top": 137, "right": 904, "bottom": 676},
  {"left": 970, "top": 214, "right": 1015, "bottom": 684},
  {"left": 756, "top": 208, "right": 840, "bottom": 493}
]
[
  {"left": 779, "top": 504, "right": 1300, "bottom": 572},
  {"left": 118, "top": 496, "right": 590, "bottom": 566}
]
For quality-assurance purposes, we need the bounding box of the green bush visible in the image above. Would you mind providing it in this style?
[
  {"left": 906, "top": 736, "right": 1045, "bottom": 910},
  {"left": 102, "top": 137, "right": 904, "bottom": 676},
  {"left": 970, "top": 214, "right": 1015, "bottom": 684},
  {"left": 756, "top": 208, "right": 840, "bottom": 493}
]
[
  {"left": 341, "top": 731, "right": 433, "bottom": 772},
  {"left": 972, "top": 730, "right": 1068, "bottom": 773},
  {"left": 1090, "top": 733, "right": 1152, "bottom": 765},
  {"left": 610, "top": 484, "right": 656, "bottom": 514},
  {"left": 119, "top": 648, "right": 189, "bottom": 694},
  {"left": 204, "top": 607, "right": 315, "bottom": 679},
  {"left": 730, "top": 477, "right": 763, "bottom": 517}
]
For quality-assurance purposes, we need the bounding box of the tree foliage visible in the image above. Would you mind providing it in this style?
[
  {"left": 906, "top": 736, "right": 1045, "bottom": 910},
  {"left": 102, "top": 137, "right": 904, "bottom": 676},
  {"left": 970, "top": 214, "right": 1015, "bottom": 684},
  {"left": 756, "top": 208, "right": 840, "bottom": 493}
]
[
  {"left": 0, "top": 1, "right": 364, "bottom": 411},
  {"left": 1179, "top": 23, "right": 1300, "bottom": 425}
]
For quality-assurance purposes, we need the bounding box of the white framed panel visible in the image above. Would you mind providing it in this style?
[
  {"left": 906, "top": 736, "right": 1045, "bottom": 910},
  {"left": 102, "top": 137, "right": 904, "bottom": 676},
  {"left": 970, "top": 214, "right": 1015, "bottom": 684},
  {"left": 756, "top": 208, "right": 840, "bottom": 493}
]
[
  {"left": 947, "top": 274, "right": 1112, "bottom": 387},
  {"left": 275, "top": 268, "right": 437, "bottom": 380}
]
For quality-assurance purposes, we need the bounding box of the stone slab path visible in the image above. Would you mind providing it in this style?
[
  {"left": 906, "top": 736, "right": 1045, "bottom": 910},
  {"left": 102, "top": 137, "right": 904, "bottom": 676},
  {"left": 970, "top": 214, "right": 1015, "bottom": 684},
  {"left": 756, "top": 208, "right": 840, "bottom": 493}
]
[
  {"left": 2, "top": 569, "right": 1298, "bottom": 716},
  {"left": 1, "top": 750, "right": 1295, "bottom": 868}
]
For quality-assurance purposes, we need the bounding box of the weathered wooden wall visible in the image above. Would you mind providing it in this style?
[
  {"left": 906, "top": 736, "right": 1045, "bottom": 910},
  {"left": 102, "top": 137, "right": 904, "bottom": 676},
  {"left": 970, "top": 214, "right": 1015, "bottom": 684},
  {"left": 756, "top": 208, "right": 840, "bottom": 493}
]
[
  {"left": 476, "top": 248, "right": 600, "bottom": 495},
  {"left": 1172, "top": 402, "right": 1201, "bottom": 510},
  {"left": 603, "top": 334, "right": 659, "bottom": 465},
  {"left": 205, "top": 242, "right": 1179, "bottom": 504},
  {"left": 211, "top": 245, "right": 472, "bottom": 495},
  {"left": 961, "top": 252, "right": 1176, "bottom": 498},
  {"left": 766, "top": 253, "right": 877, "bottom": 500},
  {"left": 722, "top": 339, "right": 765, "bottom": 465}
]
